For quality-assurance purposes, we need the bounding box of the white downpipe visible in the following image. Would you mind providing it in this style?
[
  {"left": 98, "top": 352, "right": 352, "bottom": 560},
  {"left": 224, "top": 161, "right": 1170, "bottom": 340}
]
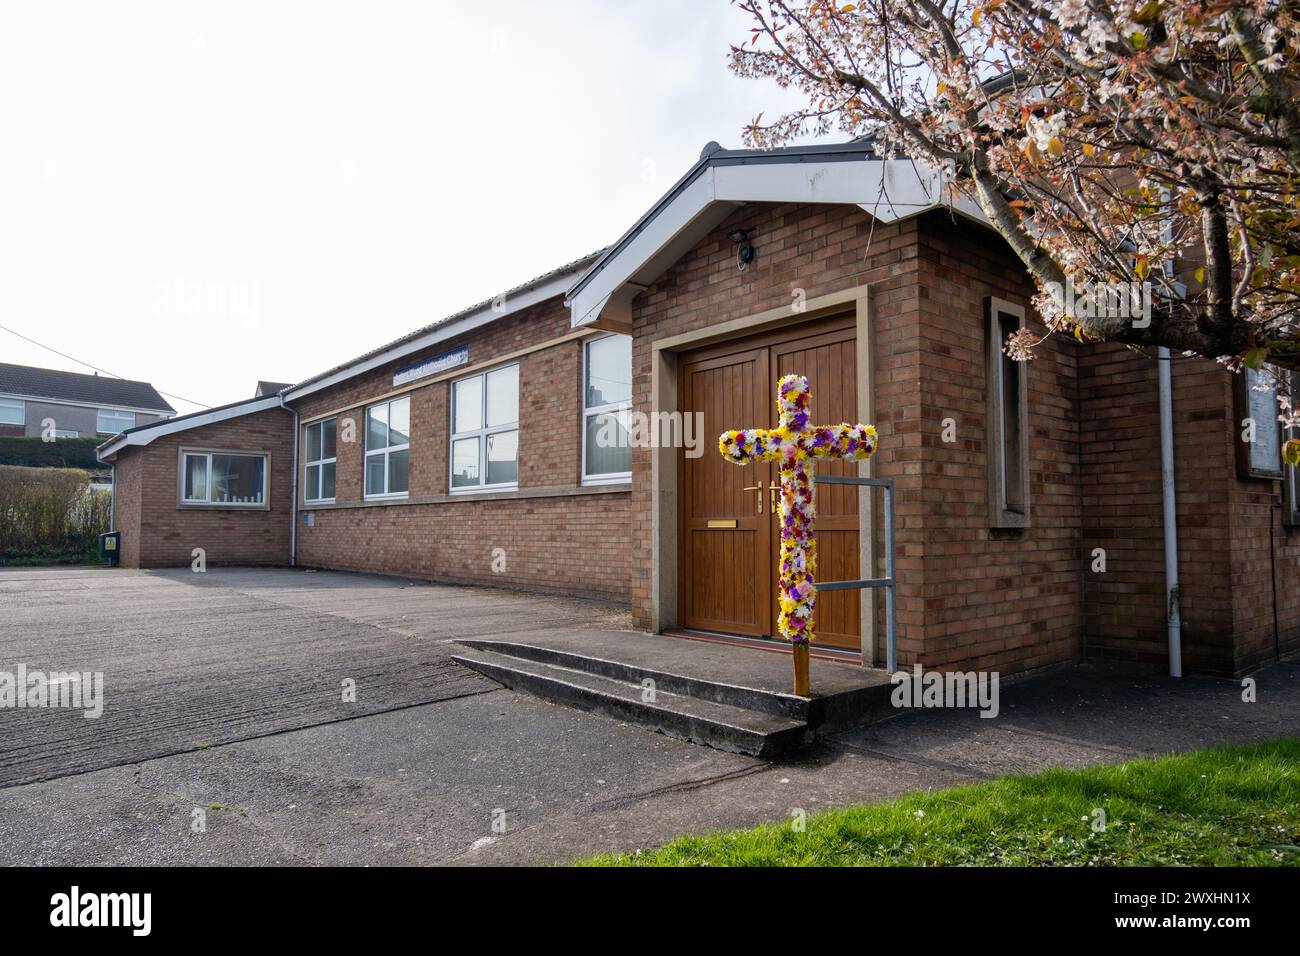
[
  {"left": 1158, "top": 346, "right": 1182, "bottom": 677},
  {"left": 284, "top": 397, "right": 298, "bottom": 567}
]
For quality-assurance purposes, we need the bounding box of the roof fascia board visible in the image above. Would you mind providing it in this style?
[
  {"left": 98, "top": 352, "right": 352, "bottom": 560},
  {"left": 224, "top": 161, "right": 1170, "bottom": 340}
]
[
  {"left": 570, "top": 169, "right": 723, "bottom": 327},
  {"left": 95, "top": 395, "right": 284, "bottom": 461},
  {"left": 282, "top": 270, "right": 574, "bottom": 404},
  {"left": 568, "top": 157, "right": 990, "bottom": 329},
  {"left": 565, "top": 144, "right": 881, "bottom": 302},
  {"left": 0, "top": 391, "right": 174, "bottom": 416}
]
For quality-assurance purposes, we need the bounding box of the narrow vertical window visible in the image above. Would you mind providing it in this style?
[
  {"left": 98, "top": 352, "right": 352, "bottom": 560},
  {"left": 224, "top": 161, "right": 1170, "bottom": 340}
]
[
  {"left": 450, "top": 364, "right": 519, "bottom": 491},
  {"left": 1235, "top": 365, "right": 1285, "bottom": 480},
  {"left": 1281, "top": 371, "right": 1299, "bottom": 527},
  {"left": 304, "top": 418, "right": 337, "bottom": 503},
  {"left": 583, "top": 334, "right": 632, "bottom": 483},
  {"left": 364, "top": 397, "right": 410, "bottom": 498},
  {"left": 986, "top": 297, "right": 1030, "bottom": 528}
]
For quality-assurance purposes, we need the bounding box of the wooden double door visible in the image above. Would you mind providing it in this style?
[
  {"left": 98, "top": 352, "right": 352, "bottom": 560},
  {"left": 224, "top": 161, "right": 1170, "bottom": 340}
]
[{"left": 677, "top": 314, "right": 865, "bottom": 651}]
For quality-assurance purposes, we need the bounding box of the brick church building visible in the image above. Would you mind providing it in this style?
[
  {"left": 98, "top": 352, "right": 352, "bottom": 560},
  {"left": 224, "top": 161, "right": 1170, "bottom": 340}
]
[{"left": 98, "top": 141, "right": 1300, "bottom": 679}]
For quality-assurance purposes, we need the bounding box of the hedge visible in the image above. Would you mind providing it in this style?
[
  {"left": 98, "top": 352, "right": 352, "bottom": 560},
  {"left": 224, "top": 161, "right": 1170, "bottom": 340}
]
[
  {"left": 0, "top": 465, "right": 111, "bottom": 565},
  {"left": 0, "top": 436, "right": 104, "bottom": 469}
]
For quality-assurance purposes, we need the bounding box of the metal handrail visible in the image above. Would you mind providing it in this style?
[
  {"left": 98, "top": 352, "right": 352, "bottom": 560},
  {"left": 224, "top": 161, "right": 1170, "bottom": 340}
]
[{"left": 812, "top": 474, "right": 897, "bottom": 672}]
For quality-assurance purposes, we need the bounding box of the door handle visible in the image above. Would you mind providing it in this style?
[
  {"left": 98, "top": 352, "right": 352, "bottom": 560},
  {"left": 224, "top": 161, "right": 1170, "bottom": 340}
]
[{"left": 742, "top": 482, "right": 764, "bottom": 514}]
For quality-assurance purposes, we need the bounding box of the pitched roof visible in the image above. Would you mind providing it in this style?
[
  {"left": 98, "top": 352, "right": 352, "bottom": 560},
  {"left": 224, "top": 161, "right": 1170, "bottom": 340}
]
[
  {"left": 283, "top": 249, "right": 605, "bottom": 401},
  {"left": 0, "top": 362, "right": 175, "bottom": 413},
  {"left": 255, "top": 380, "right": 292, "bottom": 397},
  {"left": 565, "top": 139, "right": 987, "bottom": 328}
]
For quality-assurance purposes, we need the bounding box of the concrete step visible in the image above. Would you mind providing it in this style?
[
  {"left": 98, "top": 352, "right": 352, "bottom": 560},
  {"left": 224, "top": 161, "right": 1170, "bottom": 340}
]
[
  {"left": 450, "top": 645, "right": 811, "bottom": 757},
  {"left": 455, "top": 638, "right": 812, "bottom": 720}
]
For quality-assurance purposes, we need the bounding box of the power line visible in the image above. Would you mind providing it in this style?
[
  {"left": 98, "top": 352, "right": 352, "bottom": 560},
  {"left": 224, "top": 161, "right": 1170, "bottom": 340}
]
[{"left": 0, "top": 321, "right": 212, "bottom": 409}]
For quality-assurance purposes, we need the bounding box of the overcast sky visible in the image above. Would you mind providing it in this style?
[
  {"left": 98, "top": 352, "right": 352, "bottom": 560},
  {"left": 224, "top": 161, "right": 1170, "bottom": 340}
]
[{"left": 0, "top": 1, "right": 817, "bottom": 414}]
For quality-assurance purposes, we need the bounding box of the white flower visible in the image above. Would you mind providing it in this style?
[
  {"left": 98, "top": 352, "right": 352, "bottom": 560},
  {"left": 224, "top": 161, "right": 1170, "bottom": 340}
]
[
  {"left": 1027, "top": 112, "right": 1067, "bottom": 151},
  {"left": 1096, "top": 78, "right": 1124, "bottom": 102},
  {"left": 1082, "top": 19, "right": 1118, "bottom": 52},
  {"left": 1052, "top": 0, "right": 1090, "bottom": 29}
]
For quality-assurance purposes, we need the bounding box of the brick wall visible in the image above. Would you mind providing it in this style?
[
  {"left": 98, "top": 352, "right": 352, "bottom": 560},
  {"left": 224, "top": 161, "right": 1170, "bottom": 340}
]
[
  {"left": 628, "top": 202, "right": 1085, "bottom": 676},
  {"left": 1228, "top": 424, "right": 1300, "bottom": 674},
  {"left": 1078, "top": 345, "right": 1300, "bottom": 676},
  {"left": 111, "top": 443, "right": 143, "bottom": 567},
  {"left": 630, "top": 200, "right": 925, "bottom": 651},
  {"left": 110, "top": 406, "right": 294, "bottom": 568},
  {"left": 911, "top": 213, "right": 1083, "bottom": 676},
  {"left": 290, "top": 296, "right": 632, "bottom": 600}
]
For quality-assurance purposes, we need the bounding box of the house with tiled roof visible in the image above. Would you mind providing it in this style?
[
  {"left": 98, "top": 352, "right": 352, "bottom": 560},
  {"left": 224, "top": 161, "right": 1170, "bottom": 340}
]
[{"left": 0, "top": 362, "right": 174, "bottom": 439}]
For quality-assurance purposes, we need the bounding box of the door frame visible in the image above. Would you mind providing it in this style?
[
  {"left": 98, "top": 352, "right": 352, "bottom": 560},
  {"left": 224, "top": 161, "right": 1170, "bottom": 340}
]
[{"left": 648, "top": 285, "right": 880, "bottom": 665}]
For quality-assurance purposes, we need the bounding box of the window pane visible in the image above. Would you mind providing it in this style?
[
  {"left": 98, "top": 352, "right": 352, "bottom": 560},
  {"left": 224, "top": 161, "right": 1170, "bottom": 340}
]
[
  {"left": 321, "top": 418, "right": 337, "bottom": 459},
  {"left": 1245, "top": 366, "right": 1282, "bottom": 473},
  {"left": 998, "top": 313, "right": 1024, "bottom": 511},
  {"left": 97, "top": 410, "right": 135, "bottom": 434},
  {"left": 486, "top": 430, "right": 518, "bottom": 485},
  {"left": 365, "top": 453, "right": 386, "bottom": 496},
  {"left": 321, "top": 461, "right": 336, "bottom": 499},
  {"left": 367, "top": 406, "right": 388, "bottom": 450},
  {"left": 211, "top": 454, "right": 265, "bottom": 504},
  {"left": 486, "top": 366, "right": 519, "bottom": 428},
  {"left": 388, "top": 449, "right": 409, "bottom": 494},
  {"left": 0, "top": 399, "right": 22, "bottom": 425},
  {"left": 306, "top": 463, "right": 321, "bottom": 501},
  {"left": 586, "top": 335, "right": 632, "bottom": 407},
  {"left": 451, "top": 437, "right": 480, "bottom": 488},
  {"left": 306, "top": 423, "right": 322, "bottom": 462},
  {"left": 389, "top": 398, "right": 410, "bottom": 447},
  {"left": 585, "top": 411, "right": 632, "bottom": 476},
  {"left": 183, "top": 454, "right": 208, "bottom": 501},
  {"left": 454, "top": 377, "right": 483, "bottom": 434}
]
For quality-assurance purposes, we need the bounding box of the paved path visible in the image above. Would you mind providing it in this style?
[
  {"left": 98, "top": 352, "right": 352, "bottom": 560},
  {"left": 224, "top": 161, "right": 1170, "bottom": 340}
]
[{"left": 0, "top": 566, "right": 1295, "bottom": 865}]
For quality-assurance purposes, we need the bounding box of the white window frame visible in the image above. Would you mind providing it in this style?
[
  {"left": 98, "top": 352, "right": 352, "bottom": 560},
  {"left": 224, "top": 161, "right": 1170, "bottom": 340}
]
[
  {"left": 364, "top": 397, "right": 410, "bottom": 500},
  {"left": 97, "top": 408, "right": 136, "bottom": 435},
  {"left": 449, "top": 363, "right": 519, "bottom": 494},
  {"left": 52, "top": 429, "right": 79, "bottom": 438},
  {"left": 0, "top": 397, "right": 26, "bottom": 426},
  {"left": 582, "top": 334, "right": 633, "bottom": 485},
  {"left": 1282, "top": 371, "right": 1299, "bottom": 528},
  {"left": 986, "top": 297, "right": 1030, "bottom": 529},
  {"left": 303, "top": 418, "right": 337, "bottom": 504},
  {"left": 178, "top": 449, "right": 269, "bottom": 509}
]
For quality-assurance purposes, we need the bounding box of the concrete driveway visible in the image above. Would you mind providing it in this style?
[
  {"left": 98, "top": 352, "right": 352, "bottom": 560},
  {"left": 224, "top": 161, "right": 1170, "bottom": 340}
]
[
  {"left": 0, "top": 566, "right": 627, "bottom": 788},
  {"left": 1, "top": 566, "right": 1296, "bottom": 866}
]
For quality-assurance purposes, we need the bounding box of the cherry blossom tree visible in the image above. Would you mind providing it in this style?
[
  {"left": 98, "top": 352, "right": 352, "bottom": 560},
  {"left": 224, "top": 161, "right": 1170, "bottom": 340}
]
[{"left": 730, "top": 0, "right": 1300, "bottom": 452}]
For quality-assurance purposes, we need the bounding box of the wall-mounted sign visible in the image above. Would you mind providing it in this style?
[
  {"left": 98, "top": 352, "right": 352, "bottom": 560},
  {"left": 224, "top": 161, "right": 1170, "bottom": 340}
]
[
  {"left": 303, "top": 512, "right": 315, "bottom": 527},
  {"left": 393, "top": 346, "right": 468, "bottom": 387}
]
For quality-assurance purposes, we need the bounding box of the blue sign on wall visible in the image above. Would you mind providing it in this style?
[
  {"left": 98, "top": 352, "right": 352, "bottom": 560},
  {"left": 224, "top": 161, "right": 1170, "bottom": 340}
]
[{"left": 393, "top": 346, "right": 469, "bottom": 386}]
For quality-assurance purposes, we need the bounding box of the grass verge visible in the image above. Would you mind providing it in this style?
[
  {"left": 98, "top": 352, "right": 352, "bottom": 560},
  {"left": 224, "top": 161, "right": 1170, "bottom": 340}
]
[{"left": 582, "top": 739, "right": 1300, "bottom": 866}]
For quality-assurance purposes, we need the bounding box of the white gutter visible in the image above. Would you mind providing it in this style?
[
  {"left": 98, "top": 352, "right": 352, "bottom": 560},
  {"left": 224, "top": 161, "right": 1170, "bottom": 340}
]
[
  {"left": 96, "top": 395, "right": 284, "bottom": 460},
  {"left": 0, "top": 392, "right": 174, "bottom": 417},
  {"left": 1158, "top": 346, "right": 1183, "bottom": 677}
]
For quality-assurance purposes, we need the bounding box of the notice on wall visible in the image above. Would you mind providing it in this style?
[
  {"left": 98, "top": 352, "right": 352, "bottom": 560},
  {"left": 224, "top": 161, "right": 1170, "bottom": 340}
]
[{"left": 393, "top": 346, "right": 468, "bottom": 387}]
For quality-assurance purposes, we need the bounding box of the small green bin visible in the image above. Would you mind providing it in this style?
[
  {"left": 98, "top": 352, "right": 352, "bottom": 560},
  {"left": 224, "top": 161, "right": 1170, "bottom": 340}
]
[{"left": 98, "top": 531, "right": 121, "bottom": 566}]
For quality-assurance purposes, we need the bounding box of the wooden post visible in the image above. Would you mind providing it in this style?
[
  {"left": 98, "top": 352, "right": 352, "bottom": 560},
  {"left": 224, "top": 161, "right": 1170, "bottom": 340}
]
[{"left": 792, "top": 642, "right": 810, "bottom": 697}]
